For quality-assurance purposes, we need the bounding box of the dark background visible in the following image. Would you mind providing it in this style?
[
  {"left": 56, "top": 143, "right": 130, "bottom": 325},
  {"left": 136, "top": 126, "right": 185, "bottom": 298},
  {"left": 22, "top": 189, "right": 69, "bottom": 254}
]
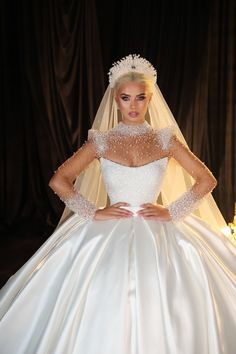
[{"left": 0, "top": 0, "right": 235, "bottom": 285}]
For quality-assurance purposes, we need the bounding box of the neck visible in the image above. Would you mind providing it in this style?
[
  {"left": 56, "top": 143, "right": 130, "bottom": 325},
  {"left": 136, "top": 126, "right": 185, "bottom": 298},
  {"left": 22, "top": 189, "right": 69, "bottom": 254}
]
[
  {"left": 112, "top": 120, "right": 152, "bottom": 135},
  {"left": 120, "top": 120, "right": 146, "bottom": 126}
]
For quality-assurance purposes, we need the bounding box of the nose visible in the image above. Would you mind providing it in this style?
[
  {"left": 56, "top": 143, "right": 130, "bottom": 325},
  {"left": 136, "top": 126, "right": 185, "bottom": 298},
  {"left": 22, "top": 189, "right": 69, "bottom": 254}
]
[{"left": 130, "top": 100, "right": 136, "bottom": 109}]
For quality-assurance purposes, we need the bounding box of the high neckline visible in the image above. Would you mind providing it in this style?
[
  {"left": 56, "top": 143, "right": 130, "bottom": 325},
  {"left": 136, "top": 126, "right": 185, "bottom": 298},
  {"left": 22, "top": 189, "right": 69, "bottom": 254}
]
[{"left": 112, "top": 121, "right": 153, "bottom": 135}]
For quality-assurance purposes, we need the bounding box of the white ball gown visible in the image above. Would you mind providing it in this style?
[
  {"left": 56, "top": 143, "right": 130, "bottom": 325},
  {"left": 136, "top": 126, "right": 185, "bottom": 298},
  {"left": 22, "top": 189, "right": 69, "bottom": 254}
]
[{"left": 0, "top": 123, "right": 236, "bottom": 354}]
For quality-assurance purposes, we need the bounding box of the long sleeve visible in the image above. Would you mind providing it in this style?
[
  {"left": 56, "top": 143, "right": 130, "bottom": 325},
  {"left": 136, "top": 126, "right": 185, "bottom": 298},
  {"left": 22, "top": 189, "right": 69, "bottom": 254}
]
[
  {"left": 166, "top": 135, "right": 217, "bottom": 221},
  {"left": 49, "top": 140, "right": 97, "bottom": 220}
]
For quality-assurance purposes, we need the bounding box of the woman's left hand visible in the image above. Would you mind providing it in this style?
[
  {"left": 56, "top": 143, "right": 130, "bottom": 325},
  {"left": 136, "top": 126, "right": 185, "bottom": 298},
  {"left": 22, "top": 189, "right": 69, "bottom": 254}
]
[{"left": 137, "top": 203, "right": 172, "bottom": 221}]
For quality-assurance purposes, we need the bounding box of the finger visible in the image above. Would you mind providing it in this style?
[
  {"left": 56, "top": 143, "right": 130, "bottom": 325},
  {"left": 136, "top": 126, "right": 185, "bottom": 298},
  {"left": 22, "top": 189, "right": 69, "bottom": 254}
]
[
  {"left": 138, "top": 211, "right": 162, "bottom": 219},
  {"left": 113, "top": 210, "right": 133, "bottom": 217},
  {"left": 138, "top": 210, "right": 159, "bottom": 217},
  {"left": 95, "top": 208, "right": 133, "bottom": 220},
  {"left": 113, "top": 207, "right": 133, "bottom": 215},
  {"left": 142, "top": 215, "right": 160, "bottom": 220},
  {"left": 112, "top": 202, "right": 130, "bottom": 207},
  {"left": 138, "top": 208, "right": 157, "bottom": 214},
  {"left": 105, "top": 212, "right": 132, "bottom": 219},
  {"left": 138, "top": 207, "right": 152, "bottom": 212},
  {"left": 140, "top": 203, "right": 154, "bottom": 207},
  {"left": 107, "top": 208, "right": 133, "bottom": 216}
]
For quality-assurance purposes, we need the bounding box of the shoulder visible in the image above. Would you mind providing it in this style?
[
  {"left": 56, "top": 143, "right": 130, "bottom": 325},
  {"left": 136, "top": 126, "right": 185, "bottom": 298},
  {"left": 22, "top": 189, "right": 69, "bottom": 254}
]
[
  {"left": 88, "top": 129, "right": 107, "bottom": 140},
  {"left": 87, "top": 129, "right": 108, "bottom": 157},
  {"left": 154, "top": 125, "right": 176, "bottom": 150}
]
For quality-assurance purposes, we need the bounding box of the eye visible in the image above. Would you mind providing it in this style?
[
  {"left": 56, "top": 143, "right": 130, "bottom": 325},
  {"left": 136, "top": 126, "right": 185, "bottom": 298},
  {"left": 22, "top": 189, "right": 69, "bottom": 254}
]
[
  {"left": 137, "top": 95, "right": 146, "bottom": 101},
  {"left": 120, "top": 95, "right": 130, "bottom": 101}
]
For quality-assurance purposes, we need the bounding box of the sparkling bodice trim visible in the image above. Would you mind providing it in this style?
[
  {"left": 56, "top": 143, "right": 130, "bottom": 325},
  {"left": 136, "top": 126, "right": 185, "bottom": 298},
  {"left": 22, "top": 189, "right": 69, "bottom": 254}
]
[
  {"left": 88, "top": 123, "right": 175, "bottom": 159},
  {"left": 111, "top": 121, "right": 153, "bottom": 135}
]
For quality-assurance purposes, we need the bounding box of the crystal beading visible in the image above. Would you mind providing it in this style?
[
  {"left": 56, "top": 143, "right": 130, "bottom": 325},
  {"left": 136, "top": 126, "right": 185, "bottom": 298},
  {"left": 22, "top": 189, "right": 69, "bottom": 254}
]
[
  {"left": 167, "top": 188, "right": 202, "bottom": 221},
  {"left": 108, "top": 54, "right": 157, "bottom": 88},
  {"left": 87, "top": 123, "right": 175, "bottom": 162},
  {"left": 88, "top": 129, "right": 108, "bottom": 157},
  {"left": 111, "top": 121, "right": 153, "bottom": 135},
  {"left": 60, "top": 189, "right": 96, "bottom": 220},
  {"left": 158, "top": 126, "right": 175, "bottom": 150}
]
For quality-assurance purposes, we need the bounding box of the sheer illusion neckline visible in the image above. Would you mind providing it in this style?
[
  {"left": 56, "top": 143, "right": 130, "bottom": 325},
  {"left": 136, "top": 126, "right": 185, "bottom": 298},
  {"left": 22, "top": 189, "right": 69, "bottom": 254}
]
[
  {"left": 100, "top": 156, "right": 168, "bottom": 169},
  {"left": 111, "top": 121, "right": 153, "bottom": 136}
]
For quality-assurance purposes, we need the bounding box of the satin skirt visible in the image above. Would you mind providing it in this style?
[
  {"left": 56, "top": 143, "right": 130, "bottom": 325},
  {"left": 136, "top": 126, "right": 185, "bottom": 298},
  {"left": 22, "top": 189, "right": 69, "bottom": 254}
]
[{"left": 0, "top": 210, "right": 236, "bottom": 354}]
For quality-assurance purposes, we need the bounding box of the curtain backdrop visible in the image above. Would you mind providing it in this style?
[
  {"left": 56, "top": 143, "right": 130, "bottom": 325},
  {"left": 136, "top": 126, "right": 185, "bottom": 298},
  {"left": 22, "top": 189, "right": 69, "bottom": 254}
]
[{"left": 0, "top": 0, "right": 235, "bottom": 234}]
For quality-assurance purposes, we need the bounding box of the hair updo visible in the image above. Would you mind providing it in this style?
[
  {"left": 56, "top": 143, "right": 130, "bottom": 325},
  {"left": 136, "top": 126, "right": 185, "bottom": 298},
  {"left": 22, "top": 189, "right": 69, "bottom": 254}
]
[{"left": 114, "top": 72, "right": 155, "bottom": 94}]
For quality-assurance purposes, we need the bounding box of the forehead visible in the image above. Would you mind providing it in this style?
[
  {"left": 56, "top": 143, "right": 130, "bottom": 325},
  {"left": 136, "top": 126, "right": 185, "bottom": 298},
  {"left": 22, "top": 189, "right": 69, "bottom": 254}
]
[{"left": 117, "top": 81, "right": 147, "bottom": 95}]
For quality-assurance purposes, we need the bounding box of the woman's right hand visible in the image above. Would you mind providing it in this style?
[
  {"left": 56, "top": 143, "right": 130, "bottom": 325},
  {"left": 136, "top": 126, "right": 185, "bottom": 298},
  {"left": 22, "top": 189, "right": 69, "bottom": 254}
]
[{"left": 94, "top": 202, "right": 133, "bottom": 220}]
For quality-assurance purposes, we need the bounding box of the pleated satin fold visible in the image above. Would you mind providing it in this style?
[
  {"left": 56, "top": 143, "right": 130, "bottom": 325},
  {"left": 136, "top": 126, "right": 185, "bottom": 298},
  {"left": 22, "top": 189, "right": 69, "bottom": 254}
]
[{"left": 0, "top": 213, "right": 235, "bottom": 354}]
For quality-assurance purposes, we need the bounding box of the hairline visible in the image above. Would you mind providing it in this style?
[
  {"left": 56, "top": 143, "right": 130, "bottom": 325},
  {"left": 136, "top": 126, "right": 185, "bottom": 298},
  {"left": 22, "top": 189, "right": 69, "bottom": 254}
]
[{"left": 114, "top": 72, "right": 154, "bottom": 93}]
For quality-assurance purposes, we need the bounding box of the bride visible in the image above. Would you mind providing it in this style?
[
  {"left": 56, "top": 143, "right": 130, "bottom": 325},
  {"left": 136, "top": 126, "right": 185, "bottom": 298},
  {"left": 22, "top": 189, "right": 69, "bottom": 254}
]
[{"left": 0, "top": 54, "right": 235, "bottom": 354}]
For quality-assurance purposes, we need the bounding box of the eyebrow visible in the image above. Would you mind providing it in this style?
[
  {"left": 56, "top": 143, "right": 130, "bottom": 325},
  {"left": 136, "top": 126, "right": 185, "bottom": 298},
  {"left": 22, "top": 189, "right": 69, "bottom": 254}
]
[{"left": 120, "top": 92, "right": 146, "bottom": 96}]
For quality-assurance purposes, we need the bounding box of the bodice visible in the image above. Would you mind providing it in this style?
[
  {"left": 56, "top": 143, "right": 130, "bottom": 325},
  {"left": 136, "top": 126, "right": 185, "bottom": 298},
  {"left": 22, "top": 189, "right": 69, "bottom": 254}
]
[
  {"left": 100, "top": 157, "right": 168, "bottom": 207},
  {"left": 54, "top": 122, "right": 216, "bottom": 223}
]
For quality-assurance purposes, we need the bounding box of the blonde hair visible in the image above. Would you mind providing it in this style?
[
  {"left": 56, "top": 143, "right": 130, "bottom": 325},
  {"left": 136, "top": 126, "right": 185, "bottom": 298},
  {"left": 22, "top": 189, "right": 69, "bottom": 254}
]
[{"left": 114, "top": 72, "right": 154, "bottom": 93}]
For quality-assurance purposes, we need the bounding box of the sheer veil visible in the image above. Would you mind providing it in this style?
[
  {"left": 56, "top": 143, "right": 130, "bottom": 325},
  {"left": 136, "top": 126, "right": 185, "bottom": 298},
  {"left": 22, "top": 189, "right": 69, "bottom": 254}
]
[{"left": 57, "top": 79, "right": 226, "bottom": 233}]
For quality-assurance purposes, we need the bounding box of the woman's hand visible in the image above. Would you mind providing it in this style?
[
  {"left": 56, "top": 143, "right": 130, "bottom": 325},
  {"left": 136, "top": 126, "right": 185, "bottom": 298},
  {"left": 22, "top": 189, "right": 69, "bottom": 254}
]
[
  {"left": 94, "top": 202, "right": 133, "bottom": 220},
  {"left": 137, "top": 203, "right": 172, "bottom": 221}
]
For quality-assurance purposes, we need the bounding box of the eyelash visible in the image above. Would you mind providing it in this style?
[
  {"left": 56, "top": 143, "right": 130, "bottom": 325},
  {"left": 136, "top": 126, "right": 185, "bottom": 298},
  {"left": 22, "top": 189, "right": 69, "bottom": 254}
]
[{"left": 121, "top": 96, "right": 146, "bottom": 101}]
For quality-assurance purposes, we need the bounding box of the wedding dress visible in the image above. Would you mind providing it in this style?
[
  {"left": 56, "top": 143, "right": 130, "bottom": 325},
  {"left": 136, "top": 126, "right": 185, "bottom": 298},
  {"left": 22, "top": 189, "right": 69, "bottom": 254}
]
[{"left": 0, "top": 122, "right": 235, "bottom": 354}]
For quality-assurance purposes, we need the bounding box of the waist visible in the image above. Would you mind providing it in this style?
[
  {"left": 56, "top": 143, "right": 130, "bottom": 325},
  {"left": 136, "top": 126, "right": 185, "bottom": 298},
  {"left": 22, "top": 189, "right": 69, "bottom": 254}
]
[{"left": 120, "top": 205, "right": 144, "bottom": 216}]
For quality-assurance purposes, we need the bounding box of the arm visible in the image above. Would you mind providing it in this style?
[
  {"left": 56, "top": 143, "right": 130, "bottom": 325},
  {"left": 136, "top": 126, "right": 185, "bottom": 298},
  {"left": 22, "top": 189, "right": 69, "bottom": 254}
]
[
  {"left": 166, "top": 135, "right": 217, "bottom": 221},
  {"left": 138, "top": 135, "right": 217, "bottom": 221},
  {"left": 49, "top": 138, "right": 133, "bottom": 221},
  {"left": 49, "top": 140, "right": 97, "bottom": 220}
]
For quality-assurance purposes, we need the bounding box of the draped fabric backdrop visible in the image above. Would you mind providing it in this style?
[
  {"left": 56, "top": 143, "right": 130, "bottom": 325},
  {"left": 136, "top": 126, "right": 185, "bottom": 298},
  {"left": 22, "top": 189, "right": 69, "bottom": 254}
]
[{"left": 0, "top": 0, "right": 235, "bottom": 234}]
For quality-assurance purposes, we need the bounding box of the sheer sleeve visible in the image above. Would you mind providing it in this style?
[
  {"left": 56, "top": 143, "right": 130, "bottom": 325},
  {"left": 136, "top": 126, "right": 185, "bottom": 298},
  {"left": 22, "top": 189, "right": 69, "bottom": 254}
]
[
  {"left": 87, "top": 129, "right": 108, "bottom": 157},
  {"left": 166, "top": 135, "right": 217, "bottom": 221},
  {"left": 49, "top": 139, "right": 97, "bottom": 220}
]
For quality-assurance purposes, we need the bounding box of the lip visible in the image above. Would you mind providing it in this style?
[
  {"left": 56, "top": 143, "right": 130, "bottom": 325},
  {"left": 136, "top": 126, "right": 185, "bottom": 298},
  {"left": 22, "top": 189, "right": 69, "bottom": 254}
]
[{"left": 128, "top": 111, "right": 139, "bottom": 117}]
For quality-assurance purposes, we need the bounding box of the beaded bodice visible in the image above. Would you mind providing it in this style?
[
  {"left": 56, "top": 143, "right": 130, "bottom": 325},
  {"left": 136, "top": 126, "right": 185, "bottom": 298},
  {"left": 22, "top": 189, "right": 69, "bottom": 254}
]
[
  {"left": 51, "top": 121, "right": 217, "bottom": 222},
  {"left": 88, "top": 121, "right": 173, "bottom": 167},
  {"left": 100, "top": 157, "right": 168, "bottom": 206}
]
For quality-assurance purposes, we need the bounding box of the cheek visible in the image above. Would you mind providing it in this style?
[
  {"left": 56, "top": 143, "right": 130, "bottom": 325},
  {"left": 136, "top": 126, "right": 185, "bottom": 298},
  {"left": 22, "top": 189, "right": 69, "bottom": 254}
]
[
  {"left": 117, "top": 100, "right": 128, "bottom": 111},
  {"left": 139, "top": 100, "right": 149, "bottom": 111}
]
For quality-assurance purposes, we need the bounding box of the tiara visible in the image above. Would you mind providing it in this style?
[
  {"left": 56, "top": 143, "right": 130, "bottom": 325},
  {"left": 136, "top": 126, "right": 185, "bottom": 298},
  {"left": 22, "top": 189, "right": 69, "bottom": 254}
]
[{"left": 108, "top": 54, "right": 157, "bottom": 88}]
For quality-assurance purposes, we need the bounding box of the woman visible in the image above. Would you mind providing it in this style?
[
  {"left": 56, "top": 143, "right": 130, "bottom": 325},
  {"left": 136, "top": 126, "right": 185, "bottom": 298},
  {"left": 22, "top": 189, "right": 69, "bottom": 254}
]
[{"left": 0, "top": 55, "right": 235, "bottom": 354}]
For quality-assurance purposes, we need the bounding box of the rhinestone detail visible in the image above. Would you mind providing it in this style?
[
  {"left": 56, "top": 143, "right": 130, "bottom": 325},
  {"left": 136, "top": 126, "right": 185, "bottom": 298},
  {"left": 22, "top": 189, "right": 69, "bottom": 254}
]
[
  {"left": 60, "top": 189, "right": 96, "bottom": 220},
  {"left": 167, "top": 188, "right": 201, "bottom": 221},
  {"left": 88, "top": 123, "right": 175, "bottom": 160},
  {"left": 111, "top": 121, "right": 153, "bottom": 135},
  {"left": 108, "top": 54, "right": 157, "bottom": 88}
]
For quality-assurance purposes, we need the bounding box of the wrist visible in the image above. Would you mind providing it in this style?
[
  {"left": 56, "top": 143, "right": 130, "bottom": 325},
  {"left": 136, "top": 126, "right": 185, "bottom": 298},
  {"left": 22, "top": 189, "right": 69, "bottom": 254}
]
[
  {"left": 165, "top": 208, "right": 172, "bottom": 221},
  {"left": 60, "top": 189, "right": 96, "bottom": 220},
  {"left": 166, "top": 189, "right": 200, "bottom": 221}
]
